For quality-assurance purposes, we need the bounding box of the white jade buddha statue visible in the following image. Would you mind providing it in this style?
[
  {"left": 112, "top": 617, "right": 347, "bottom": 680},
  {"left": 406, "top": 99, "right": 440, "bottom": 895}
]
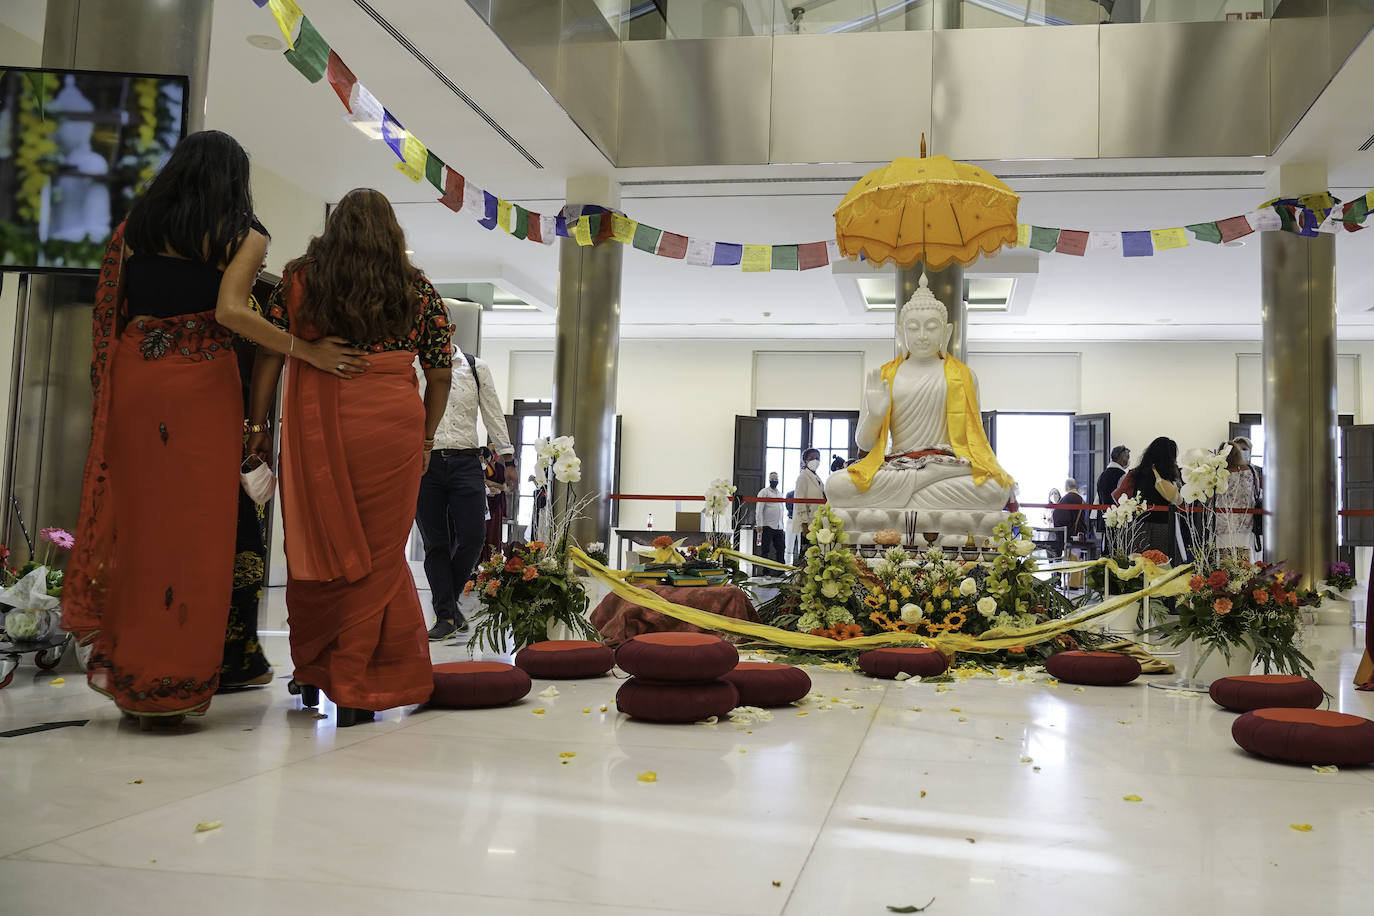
[{"left": 826, "top": 275, "right": 1014, "bottom": 512}]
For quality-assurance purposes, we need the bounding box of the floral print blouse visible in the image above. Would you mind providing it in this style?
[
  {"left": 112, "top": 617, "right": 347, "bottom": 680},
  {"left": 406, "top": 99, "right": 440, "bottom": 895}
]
[{"left": 266, "top": 272, "right": 453, "bottom": 370}]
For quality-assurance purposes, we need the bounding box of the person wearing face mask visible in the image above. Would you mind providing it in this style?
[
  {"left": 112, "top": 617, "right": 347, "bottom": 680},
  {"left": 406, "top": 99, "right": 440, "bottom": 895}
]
[
  {"left": 792, "top": 448, "right": 826, "bottom": 556},
  {"left": 755, "top": 472, "right": 787, "bottom": 565},
  {"left": 1231, "top": 436, "right": 1263, "bottom": 555}
]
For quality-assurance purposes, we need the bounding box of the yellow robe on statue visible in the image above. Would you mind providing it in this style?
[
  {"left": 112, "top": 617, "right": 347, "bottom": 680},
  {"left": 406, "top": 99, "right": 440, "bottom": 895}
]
[{"left": 847, "top": 353, "right": 1013, "bottom": 494}]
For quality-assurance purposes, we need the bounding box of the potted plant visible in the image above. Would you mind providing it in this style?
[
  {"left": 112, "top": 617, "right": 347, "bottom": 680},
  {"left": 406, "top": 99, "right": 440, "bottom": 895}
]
[
  {"left": 467, "top": 436, "right": 600, "bottom": 653},
  {"left": 0, "top": 528, "right": 71, "bottom": 643},
  {"left": 1322, "top": 561, "right": 1357, "bottom": 600}
]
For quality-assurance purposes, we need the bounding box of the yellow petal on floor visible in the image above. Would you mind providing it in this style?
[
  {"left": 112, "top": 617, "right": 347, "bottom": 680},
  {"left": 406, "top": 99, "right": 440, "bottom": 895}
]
[
  {"left": 128, "top": 779, "right": 143, "bottom": 785},
  {"left": 559, "top": 752, "right": 576, "bottom": 758},
  {"left": 599, "top": 705, "right": 608, "bottom": 712},
  {"left": 1073, "top": 687, "right": 1085, "bottom": 692},
  {"left": 1122, "top": 795, "right": 1143, "bottom": 803},
  {"left": 919, "top": 790, "right": 926, "bottom": 798},
  {"left": 957, "top": 717, "right": 968, "bottom": 722},
  {"left": 194, "top": 820, "right": 222, "bottom": 833},
  {"left": 532, "top": 708, "right": 546, "bottom": 715},
  {"left": 582, "top": 707, "right": 591, "bottom": 714},
  {"left": 1290, "top": 823, "right": 1314, "bottom": 832},
  {"left": 797, "top": 711, "right": 809, "bottom": 716},
  {"left": 1311, "top": 765, "right": 1339, "bottom": 774},
  {"left": 1020, "top": 757, "right": 1033, "bottom": 764},
  {"left": 949, "top": 707, "right": 961, "bottom": 712},
  {"left": 50, "top": 678, "right": 65, "bottom": 686},
  {"left": 637, "top": 771, "right": 657, "bottom": 783}
]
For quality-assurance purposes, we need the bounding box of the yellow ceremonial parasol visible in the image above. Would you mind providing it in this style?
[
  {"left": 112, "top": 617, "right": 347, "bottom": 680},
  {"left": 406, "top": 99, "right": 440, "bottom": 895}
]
[{"left": 834, "top": 141, "right": 1019, "bottom": 269}]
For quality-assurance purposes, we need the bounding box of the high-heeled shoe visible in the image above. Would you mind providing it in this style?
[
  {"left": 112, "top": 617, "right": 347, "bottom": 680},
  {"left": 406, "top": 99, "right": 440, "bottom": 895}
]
[
  {"left": 287, "top": 678, "right": 320, "bottom": 707},
  {"left": 336, "top": 706, "right": 376, "bottom": 728}
]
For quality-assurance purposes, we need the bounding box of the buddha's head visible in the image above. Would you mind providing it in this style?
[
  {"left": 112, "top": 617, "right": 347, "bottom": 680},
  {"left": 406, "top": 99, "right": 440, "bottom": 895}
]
[{"left": 899, "top": 274, "right": 952, "bottom": 360}]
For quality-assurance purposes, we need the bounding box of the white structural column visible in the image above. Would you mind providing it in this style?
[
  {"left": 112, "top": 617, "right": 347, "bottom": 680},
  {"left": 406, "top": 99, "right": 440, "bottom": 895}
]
[
  {"left": 553, "top": 177, "right": 622, "bottom": 548},
  {"left": 1260, "top": 164, "right": 1337, "bottom": 586}
]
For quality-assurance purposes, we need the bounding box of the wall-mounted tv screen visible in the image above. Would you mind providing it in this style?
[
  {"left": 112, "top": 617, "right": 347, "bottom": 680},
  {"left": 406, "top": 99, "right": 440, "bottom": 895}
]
[{"left": 0, "top": 66, "right": 189, "bottom": 272}]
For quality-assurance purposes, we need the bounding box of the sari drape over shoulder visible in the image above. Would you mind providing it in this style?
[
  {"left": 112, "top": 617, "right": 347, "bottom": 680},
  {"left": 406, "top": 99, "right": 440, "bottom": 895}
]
[
  {"left": 65, "top": 224, "right": 242, "bottom": 717},
  {"left": 276, "top": 274, "right": 433, "bottom": 710}
]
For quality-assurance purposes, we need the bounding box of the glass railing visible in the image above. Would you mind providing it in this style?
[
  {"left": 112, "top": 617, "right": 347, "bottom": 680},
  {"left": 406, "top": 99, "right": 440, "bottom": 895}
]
[{"left": 609, "top": 0, "right": 1271, "bottom": 40}]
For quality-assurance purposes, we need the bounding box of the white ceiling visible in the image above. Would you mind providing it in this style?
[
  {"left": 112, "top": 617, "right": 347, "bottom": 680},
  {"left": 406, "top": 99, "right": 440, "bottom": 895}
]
[{"left": 9, "top": 1, "right": 1374, "bottom": 341}]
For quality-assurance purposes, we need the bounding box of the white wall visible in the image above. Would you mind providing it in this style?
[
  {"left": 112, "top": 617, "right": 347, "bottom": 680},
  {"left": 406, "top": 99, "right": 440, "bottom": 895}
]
[
  {"left": 251, "top": 163, "right": 326, "bottom": 275},
  {"left": 480, "top": 335, "right": 1373, "bottom": 534}
]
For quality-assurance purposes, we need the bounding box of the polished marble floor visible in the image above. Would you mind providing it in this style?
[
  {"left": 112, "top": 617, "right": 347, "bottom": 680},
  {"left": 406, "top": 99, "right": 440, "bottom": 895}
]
[{"left": 2, "top": 593, "right": 1371, "bottom": 915}]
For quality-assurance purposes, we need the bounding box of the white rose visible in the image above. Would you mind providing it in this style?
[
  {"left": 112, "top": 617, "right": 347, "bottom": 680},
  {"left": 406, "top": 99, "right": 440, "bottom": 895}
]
[
  {"left": 1012, "top": 539, "right": 1034, "bottom": 557},
  {"left": 900, "top": 603, "right": 923, "bottom": 623},
  {"left": 976, "top": 597, "right": 997, "bottom": 618},
  {"left": 816, "top": 528, "right": 835, "bottom": 545},
  {"left": 959, "top": 577, "right": 978, "bottom": 597}
]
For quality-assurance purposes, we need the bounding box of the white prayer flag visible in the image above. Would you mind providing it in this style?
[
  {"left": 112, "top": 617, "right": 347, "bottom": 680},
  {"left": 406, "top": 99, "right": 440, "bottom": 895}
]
[
  {"left": 685, "top": 237, "right": 714, "bottom": 266},
  {"left": 343, "top": 83, "right": 383, "bottom": 138},
  {"left": 1088, "top": 231, "right": 1121, "bottom": 251},
  {"left": 825, "top": 240, "right": 841, "bottom": 263},
  {"left": 461, "top": 182, "right": 484, "bottom": 217},
  {"left": 1250, "top": 209, "right": 1282, "bottom": 232},
  {"left": 539, "top": 216, "right": 557, "bottom": 245}
]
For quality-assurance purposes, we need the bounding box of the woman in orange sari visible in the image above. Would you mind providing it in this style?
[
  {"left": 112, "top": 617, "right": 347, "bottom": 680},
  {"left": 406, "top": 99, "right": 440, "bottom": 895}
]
[
  {"left": 64, "top": 131, "right": 369, "bottom": 727},
  {"left": 247, "top": 188, "right": 452, "bottom": 727}
]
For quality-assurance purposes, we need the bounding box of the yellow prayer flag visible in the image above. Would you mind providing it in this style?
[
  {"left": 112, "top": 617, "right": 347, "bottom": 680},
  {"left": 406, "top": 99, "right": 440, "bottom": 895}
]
[
  {"left": 1366, "top": 189, "right": 1374, "bottom": 210},
  {"left": 573, "top": 216, "right": 593, "bottom": 247},
  {"left": 611, "top": 213, "right": 638, "bottom": 245},
  {"left": 742, "top": 244, "right": 771, "bottom": 272},
  {"left": 1016, "top": 223, "right": 1031, "bottom": 248},
  {"left": 497, "top": 199, "right": 513, "bottom": 233},
  {"left": 1150, "top": 227, "right": 1189, "bottom": 251},
  {"left": 393, "top": 132, "right": 427, "bottom": 183},
  {"left": 268, "top": 0, "right": 304, "bottom": 49}
]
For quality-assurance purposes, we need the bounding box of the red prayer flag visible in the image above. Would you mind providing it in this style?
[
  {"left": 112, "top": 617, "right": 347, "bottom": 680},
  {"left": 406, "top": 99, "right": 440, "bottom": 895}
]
[
  {"left": 326, "top": 51, "right": 357, "bottom": 112},
  {"left": 1217, "top": 215, "right": 1254, "bottom": 243},
  {"left": 797, "top": 241, "right": 829, "bottom": 270},
  {"left": 657, "top": 232, "right": 688, "bottom": 259},
  {"left": 1055, "top": 229, "right": 1088, "bottom": 256},
  {"left": 437, "top": 168, "right": 464, "bottom": 213},
  {"left": 526, "top": 212, "right": 543, "bottom": 243}
]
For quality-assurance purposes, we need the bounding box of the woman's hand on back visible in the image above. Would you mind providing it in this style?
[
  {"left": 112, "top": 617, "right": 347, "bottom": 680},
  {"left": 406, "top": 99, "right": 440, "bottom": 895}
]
[
  {"left": 301, "top": 336, "right": 370, "bottom": 378},
  {"left": 247, "top": 431, "right": 273, "bottom": 466}
]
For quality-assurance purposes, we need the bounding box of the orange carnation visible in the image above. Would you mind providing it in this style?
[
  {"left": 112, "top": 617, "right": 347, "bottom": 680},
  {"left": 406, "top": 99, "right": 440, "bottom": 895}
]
[
  {"left": 1207, "top": 570, "right": 1229, "bottom": 589},
  {"left": 1141, "top": 550, "right": 1168, "bottom": 565},
  {"left": 504, "top": 556, "right": 525, "bottom": 573},
  {"left": 652, "top": 535, "right": 674, "bottom": 548},
  {"left": 1189, "top": 575, "right": 1205, "bottom": 592},
  {"left": 522, "top": 566, "right": 539, "bottom": 581},
  {"left": 463, "top": 580, "right": 475, "bottom": 595},
  {"left": 528, "top": 541, "right": 546, "bottom": 551},
  {"left": 1253, "top": 589, "right": 1269, "bottom": 604},
  {"left": 1213, "top": 597, "right": 1233, "bottom": 615}
]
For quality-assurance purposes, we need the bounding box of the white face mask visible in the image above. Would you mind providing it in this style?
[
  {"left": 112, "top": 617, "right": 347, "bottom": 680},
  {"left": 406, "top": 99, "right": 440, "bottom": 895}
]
[
  {"left": 1240, "top": 450, "right": 1251, "bottom": 462},
  {"left": 806, "top": 459, "right": 820, "bottom": 472}
]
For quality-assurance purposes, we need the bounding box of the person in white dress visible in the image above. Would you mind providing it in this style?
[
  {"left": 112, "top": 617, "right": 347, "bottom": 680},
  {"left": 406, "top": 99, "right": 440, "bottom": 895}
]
[
  {"left": 792, "top": 448, "right": 826, "bottom": 558},
  {"left": 1215, "top": 442, "right": 1257, "bottom": 562}
]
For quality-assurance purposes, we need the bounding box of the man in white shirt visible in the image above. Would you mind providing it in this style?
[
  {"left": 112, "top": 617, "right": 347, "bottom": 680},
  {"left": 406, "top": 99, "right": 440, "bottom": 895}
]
[
  {"left": 755, "top": 472, "right": 786, "bottom": 564},
  {"left": 417, "top": 344, "right": 514, "bottom": 640}
]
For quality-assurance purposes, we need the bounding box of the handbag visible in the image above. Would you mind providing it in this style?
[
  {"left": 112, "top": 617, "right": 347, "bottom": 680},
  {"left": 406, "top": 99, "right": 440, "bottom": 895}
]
[{"left": 241, "top": 454, "right": 277, "bottom": 505}]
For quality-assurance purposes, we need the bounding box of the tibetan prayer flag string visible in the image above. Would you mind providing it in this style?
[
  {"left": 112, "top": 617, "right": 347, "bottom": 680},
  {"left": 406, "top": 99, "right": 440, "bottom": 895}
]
[{"left": 283, "top": 16, "right": 329, "bottom": 83}]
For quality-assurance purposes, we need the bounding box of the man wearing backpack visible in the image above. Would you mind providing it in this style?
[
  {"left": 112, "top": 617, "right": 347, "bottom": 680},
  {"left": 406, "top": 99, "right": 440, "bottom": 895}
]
[{"left": 416, "top": 335, "right": 514, "bottom": 640}]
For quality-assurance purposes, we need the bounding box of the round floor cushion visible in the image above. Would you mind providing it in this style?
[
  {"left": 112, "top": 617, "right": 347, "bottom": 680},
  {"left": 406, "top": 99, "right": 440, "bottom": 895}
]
[
  {"left": 615, "top": 632, "right": 739, "bottom": 682},
  {"left": 723, "top": 662, "right": 812, "bottom": 707},
  {"left": 616, "top": 677, "right": 740, "bottom": 724},
  {"left": 1210, "top": 674, "right": 1325, "bottom": 713},
  {"left": 1044, "top": 650, "right": 1142, "bottom": 686},
  {"left": 1232, "top": 708, "right": 1374, "bottom": 765},
  {"left": 514, "top": 640, "right": 616, "bottom": 680},
  {"left": 857, "top": 647, "right": 949, "bottom": 679},
  {"left": 430, "top": 662, "right": 532, "bottom": 709}
]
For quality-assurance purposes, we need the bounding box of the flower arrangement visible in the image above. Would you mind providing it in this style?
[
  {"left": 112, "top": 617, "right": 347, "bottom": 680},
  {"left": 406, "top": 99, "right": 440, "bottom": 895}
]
[
  {"left": 796, "top": 506, "right": 860, "bottom": 634},
  {"left": 1101, "top": 493, "right": 1146, "bottom": 561},
  {"left": 468, "top": 437, "right": 597, "bottom": 654},
  {"left": 1150, "top": 555, "right": 1315, "bottom": 676},
  {"left": 585, "top": 541, "right": 610, "bottom": 566},
  {"left": 1324, "top": 561, "right": 1357, "bottom": 594},
  {"left": 0, "top": 527, "right": 72, "bottom": 642},
  {"left": 703, "top": 477, "right": 737, "bottom": 537}
]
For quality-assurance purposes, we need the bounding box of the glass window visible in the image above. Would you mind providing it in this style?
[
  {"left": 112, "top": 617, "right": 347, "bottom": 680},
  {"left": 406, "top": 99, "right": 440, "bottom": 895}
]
[
  {"left": 785, "top": 417, "right": 802, "bottom": 449},
  {"left": 514, "top": 404, "right": 553, "bottom": 527}
]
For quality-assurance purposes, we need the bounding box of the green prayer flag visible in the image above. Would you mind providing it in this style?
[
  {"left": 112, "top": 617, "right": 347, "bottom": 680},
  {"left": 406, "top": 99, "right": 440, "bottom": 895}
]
[
  {"left": 513, "top": 206, "right": 529, "bottom": 240},
  {"left": 770, "top": 245, "right": 799, "bottom": 271},
  {"left": 283, "top": 16, "right": 330, "bottom": 83},
  {"left": 424, "top": 152, "right": 445, "bottom": 193},
  {"left": 1029, "top": 226, "right": 1060, "bottom": 253},
  {"left": 1345, "top": 197, "right": 1369, "bottom": 225},
  {"left": 586, "top": 212, "right": 603, "bottom": 238},
  {"left": 1186, "top": 222, "right": 1222, "bottom": 244},
  {"left": 1276, "top": 206, "right": 1298, "bottom": 233},
  {"left": 633, "top": 223, "right": 662, "bottom": 253}
]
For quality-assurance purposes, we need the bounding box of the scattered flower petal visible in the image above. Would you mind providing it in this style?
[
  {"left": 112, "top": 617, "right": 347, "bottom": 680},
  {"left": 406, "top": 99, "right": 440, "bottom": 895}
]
[
  {"left": 1122, "top": 794, "right": 1143, "bottom": 803},
  {"left": 695, "top": 716, "right": 719, "bottom": 726},
  {"left": 919, "top": 790, "right": 926, "bottom": 798},
  {"left": 797, "top": 711, "right": 809, "bottom": 716},
  {"left": 195, "top": 820, "right": 222, "bottom": 833},
  {"left": 1311, "top": 765, "right": 1339, "bottom": 775},
  {"left": 50, "top": 678, "right": 65, "bottom": 686},
  {"left": 894, "top": 673, "right": 913, "bottom": 682},
  {"left": 1020, "top": 757, "right": 1033, "bottom": 764},
  {"left": 599, "top": 705, "right": 608, "bottom": 712},
  {"left": 1073, "top": 687, "right": 1085, "bottom": 692},
  {"left": 772, "top": 881, "right": 781, "bottom": 888},
  {"left": 532, "top": 708, "right": 546, "bottom": 715},
  {"left": 1290, "top": 823, "right": 1313, "bottom": 832},
  {"left": 128, "top": 779, "right": 143, "bottom": 785},
  {"left": 559, "top": 752, "right": 576, "bottom": 758},
  {"left": 538, "top": 686, "right": 560, "bottom": 698},
  {"left": 637, "top": 771, "right": 657, "bottom": 783},
  {"left": 582, "top": 707, "right": 591, "bottom": 714},
  {"left": 957, "top": 717, "right": 968, "bottom": 723}
]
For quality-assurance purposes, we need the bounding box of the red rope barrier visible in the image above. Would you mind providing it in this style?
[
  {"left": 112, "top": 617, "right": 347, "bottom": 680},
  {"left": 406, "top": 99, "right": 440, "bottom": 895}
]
[{"left": 604, "top": 494, "right": 1374, "bottom": 516}]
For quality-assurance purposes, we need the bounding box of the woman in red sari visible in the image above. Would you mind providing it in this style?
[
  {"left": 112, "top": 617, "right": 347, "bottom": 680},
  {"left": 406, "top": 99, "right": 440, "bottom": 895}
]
[
  {"left": 64, "top": 131, "right": 369, "bottom": 727},
  {"left": 247, "top": 188, "right": 452, "bottom": 727}
]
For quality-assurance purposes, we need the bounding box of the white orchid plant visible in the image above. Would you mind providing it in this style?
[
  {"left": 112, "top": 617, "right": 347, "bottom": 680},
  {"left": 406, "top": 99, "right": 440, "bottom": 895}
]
[
  {"left": 703, "top": 477, "right": 736, "bottom": 536},
  {"left": 1177, "top": 448, "right": 1233, "bottom": 571},
  {"left": 1102, "top": 492, "right": 1147, "bottom": 560}
]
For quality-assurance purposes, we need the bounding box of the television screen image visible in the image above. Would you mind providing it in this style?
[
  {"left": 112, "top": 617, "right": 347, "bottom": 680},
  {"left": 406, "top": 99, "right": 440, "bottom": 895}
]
[{"left": 0, "top": 67, "right": 189, "bottom": 272}]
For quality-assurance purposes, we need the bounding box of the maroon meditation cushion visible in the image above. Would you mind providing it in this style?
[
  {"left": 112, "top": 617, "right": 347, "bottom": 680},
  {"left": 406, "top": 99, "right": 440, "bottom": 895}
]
[
  {"left": 615, "top": 632, "right": 739, "bottom": 682},
  {"left": 616, "top": 677, "right": 740, "bottom": 724},
  {"left": 857, "top": 647, "right": 949, "bottom": 680},
  {"left": 723, "top": 662, "right": 812, "bottom": 707},
  {"left": 1232, "top": 708, "right": 1374, "bottom": 766},
  {"left": 430, "top": 662, "right": 532, "bottom": 709},
  {"left": 1209, "top": 674, "right": 1325, "bottom": 713},
  {"left": 1044, "top": 650, "right": 1142, "bottom": 686},
  {"left": 514, "top": 640, "right": 616, "bottom": 680}
]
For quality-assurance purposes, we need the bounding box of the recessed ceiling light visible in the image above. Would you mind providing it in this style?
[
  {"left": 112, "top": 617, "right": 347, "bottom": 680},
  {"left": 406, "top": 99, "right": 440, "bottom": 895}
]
[
  {"left": 247, "top": 34, "right": 284, "bottom": 51},
  {"left": 1223, "top": 239, "right": 1247, "bottom": 248}
]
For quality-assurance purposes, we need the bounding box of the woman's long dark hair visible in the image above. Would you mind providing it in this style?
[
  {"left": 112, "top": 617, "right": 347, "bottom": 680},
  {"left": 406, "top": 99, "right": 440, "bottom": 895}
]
[
  {"left": 287, "top": 188, "right": 420, "bottom": 341},
  {"left": 124, "top": 130, "right": 254, "bottom": 265},
  {"left": 1131, "top": 436, "right": 1179, "bottom": 484}
]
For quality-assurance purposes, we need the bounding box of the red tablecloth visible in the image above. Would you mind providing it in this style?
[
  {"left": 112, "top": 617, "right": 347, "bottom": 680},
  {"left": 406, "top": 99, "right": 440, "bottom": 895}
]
[{"left": 591, "top": 584, "right": 760, "bottom": 647}]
